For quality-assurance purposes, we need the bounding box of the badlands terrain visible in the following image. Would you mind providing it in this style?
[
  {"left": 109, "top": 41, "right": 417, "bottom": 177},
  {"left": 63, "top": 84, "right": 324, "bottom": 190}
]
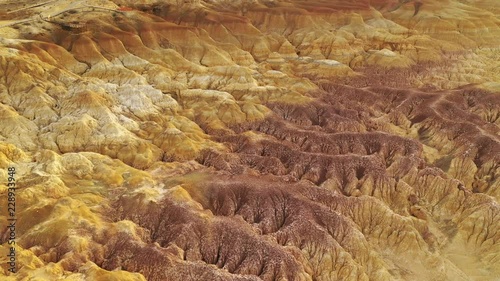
[{"left": 0, "top": 0, "right": 499, "bottom": 280}]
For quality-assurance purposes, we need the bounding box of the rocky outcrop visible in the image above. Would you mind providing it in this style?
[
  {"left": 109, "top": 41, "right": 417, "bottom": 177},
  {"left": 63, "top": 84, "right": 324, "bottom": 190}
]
[{"left": 0, "top": 0, "right": 499, "bottom": 280}]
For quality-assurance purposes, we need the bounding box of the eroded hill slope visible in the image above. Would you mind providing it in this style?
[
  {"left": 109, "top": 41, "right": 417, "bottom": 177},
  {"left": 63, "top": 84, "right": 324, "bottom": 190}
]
[{"left": 0, "top": 0, "right": 499, "bottom": 280}]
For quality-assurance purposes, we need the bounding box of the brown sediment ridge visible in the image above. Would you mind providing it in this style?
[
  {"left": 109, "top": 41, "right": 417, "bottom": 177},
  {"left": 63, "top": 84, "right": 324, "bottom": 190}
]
[{"left": 0, "top": 0, "right": 499, "bottom": 280}]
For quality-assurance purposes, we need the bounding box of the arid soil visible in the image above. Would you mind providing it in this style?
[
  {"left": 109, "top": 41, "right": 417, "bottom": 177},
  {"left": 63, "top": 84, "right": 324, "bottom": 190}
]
[{"left": 0, "top": 0, "right": 499, "bottom": 280}]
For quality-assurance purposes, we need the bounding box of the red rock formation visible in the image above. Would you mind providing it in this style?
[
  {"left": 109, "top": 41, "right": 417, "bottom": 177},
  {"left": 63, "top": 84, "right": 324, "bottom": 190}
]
[{"left": 0, "top": 0, "right": 498, "bottom": 280}]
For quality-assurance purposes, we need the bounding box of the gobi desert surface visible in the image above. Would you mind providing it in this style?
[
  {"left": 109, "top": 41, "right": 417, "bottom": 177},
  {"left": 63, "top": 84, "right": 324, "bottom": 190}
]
[{"left": 0, "top": 0, "right": 499, "bottom": 280}]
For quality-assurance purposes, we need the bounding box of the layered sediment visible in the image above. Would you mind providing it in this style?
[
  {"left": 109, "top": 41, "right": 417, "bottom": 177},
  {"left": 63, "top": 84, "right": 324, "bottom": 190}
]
[{"left": 0, "top": 0, "right": 499, "bottom": 280}]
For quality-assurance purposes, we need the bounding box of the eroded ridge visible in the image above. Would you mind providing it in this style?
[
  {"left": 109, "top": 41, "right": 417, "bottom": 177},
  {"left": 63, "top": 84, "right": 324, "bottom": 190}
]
[{"left": 0, "top": 0, "right": 499, "bottom": 280}]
